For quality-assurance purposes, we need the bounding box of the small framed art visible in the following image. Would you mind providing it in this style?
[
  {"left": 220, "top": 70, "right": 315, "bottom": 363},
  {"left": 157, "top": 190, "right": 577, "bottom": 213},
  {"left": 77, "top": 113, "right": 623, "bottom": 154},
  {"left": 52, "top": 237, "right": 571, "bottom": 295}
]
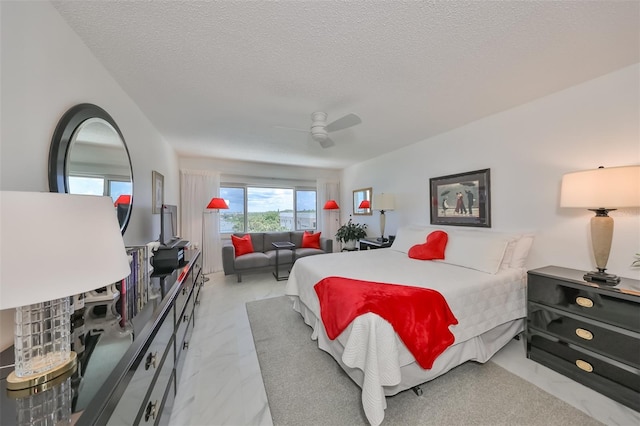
[
  {"left": 152, "top": 170, "right": 164, "bottom": 214},
  {"left": 429, "top": 168, "right": 491, "bottom": 227}
]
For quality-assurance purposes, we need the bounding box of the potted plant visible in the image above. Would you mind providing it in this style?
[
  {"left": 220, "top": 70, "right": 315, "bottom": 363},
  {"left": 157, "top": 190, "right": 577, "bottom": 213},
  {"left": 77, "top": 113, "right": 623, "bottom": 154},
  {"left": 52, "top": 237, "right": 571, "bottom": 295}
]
[{"left": 336, "top": 218, "right": 367, "bottom": 250}]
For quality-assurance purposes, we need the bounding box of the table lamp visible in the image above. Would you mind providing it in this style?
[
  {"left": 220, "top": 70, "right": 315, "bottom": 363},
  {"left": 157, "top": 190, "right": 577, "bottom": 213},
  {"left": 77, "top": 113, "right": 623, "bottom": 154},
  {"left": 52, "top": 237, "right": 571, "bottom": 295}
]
[
  {"left": 374, "top": 193, "right": 395, "bottom": 242},
  {"left": 358, "top": 200, "right": 371, "bottom": 211},
  {"left": 202, "top": 197, "right": 229, "bottom": 281},
  {"left": 0, "top": 191, "right": 130, "bottom": 390},
  {"left": 560, "top": 165, "right": 640, "bottom": 284}
]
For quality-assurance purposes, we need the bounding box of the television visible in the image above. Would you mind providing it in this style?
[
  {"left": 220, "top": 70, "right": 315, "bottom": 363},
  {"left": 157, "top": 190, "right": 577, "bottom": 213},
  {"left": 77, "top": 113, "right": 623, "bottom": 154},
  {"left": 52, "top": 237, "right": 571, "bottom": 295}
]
[{"left": 159, "top": 204, "right": 178, "bottom": 246}]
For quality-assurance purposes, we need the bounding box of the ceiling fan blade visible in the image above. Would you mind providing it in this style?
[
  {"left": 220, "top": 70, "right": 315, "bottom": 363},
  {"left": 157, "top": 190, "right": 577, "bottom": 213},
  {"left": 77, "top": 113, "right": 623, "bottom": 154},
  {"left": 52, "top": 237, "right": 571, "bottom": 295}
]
[
  {"left": 319, "top": 137, "right": 335, "bottom": 148},
  {"left": 325, "top": 113, "right": 361, "bottom": 133}
]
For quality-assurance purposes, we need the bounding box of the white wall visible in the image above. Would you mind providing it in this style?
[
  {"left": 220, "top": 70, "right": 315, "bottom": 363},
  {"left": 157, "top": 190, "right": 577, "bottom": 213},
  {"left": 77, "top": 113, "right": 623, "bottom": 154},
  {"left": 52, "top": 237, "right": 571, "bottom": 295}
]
[
  {"left": 179, "top": 156, "right": 340, "bottom": 183},
  {"left": 343, "top": 64, "right": 640, "bottom": 280},
  {"left": 0, "top": 2, "right": 180, "bottom": 350}
]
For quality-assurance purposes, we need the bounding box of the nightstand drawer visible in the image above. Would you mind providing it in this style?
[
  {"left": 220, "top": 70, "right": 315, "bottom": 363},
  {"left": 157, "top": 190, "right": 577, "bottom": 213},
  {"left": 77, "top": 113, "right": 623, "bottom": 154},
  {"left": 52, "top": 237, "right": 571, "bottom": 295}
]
[
  {"left": 529, "top": 333, "right": 640, "bottom": 393},
  {"left": 528, "top": 304, "right": 640, "bottom": 368},
  {"left": 528, "top": 341, "right": 640, "bottom": 412},
  {"left": 528, "top": 274, "right": 640, "bottom": 331}
]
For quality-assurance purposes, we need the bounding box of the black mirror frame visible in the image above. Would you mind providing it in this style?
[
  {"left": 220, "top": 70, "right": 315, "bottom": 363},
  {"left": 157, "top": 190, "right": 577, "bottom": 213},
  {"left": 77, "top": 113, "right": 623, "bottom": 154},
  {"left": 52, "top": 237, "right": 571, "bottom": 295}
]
[{"left": 48, "top": 103, "right": 134, "bottom": 235}]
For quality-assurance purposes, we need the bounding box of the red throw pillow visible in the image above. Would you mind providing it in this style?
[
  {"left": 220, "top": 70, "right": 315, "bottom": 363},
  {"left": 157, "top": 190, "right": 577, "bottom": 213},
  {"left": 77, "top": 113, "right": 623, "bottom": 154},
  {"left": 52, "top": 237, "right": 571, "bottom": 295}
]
[
  {"left": 231, "top": 234, "right": 254, "bottom": 257},
  {"left": 302, "top": 231, "right": 322, "bottom": 249},
  {"left": 408, "top": 231, "right": 448, "bottom": 260}
]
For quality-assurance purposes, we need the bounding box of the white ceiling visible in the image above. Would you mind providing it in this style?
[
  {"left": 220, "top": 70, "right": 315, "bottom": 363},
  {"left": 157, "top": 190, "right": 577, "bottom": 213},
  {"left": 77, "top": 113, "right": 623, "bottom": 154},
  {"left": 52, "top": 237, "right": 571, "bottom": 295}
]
[{"left": 52, "top": 1, "right": 639, "bottom": 170}]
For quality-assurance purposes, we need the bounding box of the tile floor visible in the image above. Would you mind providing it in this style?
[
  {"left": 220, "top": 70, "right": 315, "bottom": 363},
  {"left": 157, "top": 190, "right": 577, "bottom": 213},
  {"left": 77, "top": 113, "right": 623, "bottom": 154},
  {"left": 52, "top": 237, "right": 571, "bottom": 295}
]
[{"left": 169, "top": 271, "right": 640, "bottom": 426}]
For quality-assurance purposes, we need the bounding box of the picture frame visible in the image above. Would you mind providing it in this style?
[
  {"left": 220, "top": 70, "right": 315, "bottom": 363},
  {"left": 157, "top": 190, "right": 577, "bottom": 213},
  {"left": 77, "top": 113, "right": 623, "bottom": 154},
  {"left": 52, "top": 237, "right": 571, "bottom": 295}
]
[
  {"left": 352, "top": 187, "right": 372, "bottom": 215},
  {"left": 429, "top": 168, "right": 491, "bottom": 227},
  {"left": 152, "top": 170, "right": 164, "bottom": 214}
]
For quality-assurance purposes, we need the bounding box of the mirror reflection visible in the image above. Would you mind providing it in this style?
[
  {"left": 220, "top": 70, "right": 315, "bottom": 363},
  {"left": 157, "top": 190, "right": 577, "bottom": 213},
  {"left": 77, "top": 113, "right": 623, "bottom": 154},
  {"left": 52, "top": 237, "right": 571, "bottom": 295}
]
[
  {"left": 353, "top": 187, "right": 372, "bottom": 215},
  {"left": 49, "top": 104, "right": 133, "bottom": 234}
]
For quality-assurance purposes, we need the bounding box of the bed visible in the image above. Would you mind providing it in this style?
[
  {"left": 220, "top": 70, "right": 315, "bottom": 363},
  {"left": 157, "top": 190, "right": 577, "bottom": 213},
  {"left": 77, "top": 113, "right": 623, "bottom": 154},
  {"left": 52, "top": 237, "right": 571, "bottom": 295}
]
[{"left": 284, "top": 225, "right": 534, "bottom": 425}]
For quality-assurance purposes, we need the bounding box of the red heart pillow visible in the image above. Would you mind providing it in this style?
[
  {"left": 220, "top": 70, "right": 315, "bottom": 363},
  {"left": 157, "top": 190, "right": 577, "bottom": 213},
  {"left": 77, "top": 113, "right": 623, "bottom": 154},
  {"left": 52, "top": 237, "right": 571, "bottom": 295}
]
[
  {"left": 231, "top": 234, "right": 254, "bottom": 257},
  {"left": 302, "top": 231, "right": 322, "bottom": 249},
  {"left": 408, "top": 231, "right": 448, "bottom": 260}
]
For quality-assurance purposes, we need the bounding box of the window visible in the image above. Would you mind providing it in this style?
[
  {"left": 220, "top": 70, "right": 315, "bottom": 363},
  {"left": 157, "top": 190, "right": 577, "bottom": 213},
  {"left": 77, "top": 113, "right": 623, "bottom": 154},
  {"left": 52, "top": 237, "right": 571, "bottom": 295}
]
[
  {"left": 220, "top": 187, "right": 245, "bottom": 233},
  {"left": 220, "top": 185, "right": 316, "bottom": 233},
  {"left": 296, "top": 190, "right": 316, "bottom": 230},
  {"left": 68, "top": 175, "right": 132, "bottom": 203}
]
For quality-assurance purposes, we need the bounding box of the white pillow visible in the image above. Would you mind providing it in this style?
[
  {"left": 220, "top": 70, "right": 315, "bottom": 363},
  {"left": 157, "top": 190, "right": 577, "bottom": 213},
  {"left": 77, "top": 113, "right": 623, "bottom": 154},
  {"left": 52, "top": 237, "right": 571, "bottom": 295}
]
[
  {"left": 390, "top": 225, "right": 446, "bottom": 253},
  {"left": 509, "top": 233, "right": 535, "bottom": 269},
  {"left": 437, "top": 231, "right": 513, "bottom": 274}
]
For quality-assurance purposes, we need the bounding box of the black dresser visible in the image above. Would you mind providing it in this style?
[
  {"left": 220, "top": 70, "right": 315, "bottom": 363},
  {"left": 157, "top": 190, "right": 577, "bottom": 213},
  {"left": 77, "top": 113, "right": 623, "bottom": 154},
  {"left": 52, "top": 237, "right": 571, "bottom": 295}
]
[
  {"left": 0, "top": 249, "right": 202, "bottom": 426},
  {"left": 527, "top": 266, "right": 640, "bottom": 412}
]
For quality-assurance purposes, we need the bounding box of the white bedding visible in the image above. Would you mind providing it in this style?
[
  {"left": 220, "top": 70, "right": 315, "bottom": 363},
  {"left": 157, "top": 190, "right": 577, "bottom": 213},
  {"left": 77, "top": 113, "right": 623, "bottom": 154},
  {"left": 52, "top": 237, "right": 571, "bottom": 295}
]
[{"left": 285, "top": 248, "right": 527, "bottom": 425}]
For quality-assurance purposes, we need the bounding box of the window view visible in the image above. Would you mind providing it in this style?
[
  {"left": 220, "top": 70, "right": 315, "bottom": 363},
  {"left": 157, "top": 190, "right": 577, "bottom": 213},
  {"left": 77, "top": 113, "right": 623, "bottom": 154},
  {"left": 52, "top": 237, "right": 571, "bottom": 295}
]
[
  {"left": 220, "top": 187, "right": 245, "bottom": 233},
  {"left": 68, "top": 175, "right": 133, "bottom": 203},
  {"left": 295, "top": 190, "right": 316, "bottom": 230},
  {"left": 68, "top": 176, "right": 104, "bottom": 196},
  {"left": 220, "top": 186, "right": 317, "bottom": 233}
]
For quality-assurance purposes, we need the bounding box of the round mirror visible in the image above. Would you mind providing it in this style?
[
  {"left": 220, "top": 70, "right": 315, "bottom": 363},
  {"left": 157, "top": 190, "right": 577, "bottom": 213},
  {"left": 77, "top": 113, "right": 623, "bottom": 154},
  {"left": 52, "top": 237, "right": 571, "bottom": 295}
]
[{"left": 49, "top": 104, "right": 134, "bottom": 234}]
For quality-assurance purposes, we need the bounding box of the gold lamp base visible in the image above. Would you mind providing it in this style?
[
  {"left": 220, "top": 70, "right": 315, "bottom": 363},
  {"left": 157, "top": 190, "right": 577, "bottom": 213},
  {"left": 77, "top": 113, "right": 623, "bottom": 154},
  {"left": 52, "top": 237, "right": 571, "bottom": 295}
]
[{"left": 6, "top": 351, "right": 77, "bottom": 392}]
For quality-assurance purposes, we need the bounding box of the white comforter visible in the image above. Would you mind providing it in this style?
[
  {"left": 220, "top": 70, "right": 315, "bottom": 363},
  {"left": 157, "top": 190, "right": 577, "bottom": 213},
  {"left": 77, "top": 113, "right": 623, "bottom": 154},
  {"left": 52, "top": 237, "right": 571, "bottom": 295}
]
[{"left": 285, "top": 248, "right": 527, "bottom": 425}]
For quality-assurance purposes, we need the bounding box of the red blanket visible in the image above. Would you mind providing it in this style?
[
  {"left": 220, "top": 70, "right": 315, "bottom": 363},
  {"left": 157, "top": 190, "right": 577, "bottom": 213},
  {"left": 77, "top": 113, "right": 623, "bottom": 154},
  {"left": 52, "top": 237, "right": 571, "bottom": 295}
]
[{"left": 314, "top": 276, "right": 458, "bottom": 369}]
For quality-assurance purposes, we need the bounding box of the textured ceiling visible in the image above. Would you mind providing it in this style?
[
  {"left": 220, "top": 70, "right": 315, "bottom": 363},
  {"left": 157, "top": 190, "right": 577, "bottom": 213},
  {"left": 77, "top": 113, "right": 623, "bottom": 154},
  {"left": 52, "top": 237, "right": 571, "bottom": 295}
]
[{"left": 52, "top": 1, "right": 639, "bottom": 169}]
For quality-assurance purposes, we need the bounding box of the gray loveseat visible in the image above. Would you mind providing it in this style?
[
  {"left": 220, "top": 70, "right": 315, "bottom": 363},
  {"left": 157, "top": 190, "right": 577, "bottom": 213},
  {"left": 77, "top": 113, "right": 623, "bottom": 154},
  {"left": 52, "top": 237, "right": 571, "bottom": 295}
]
[{"left": 222, "top": 231, "right": 333, "bottom": 282}]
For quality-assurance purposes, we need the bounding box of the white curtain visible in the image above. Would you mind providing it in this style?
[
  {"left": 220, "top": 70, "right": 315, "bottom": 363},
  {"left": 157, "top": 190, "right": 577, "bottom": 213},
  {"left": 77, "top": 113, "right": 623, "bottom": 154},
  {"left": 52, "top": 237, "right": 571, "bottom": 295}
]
[
  {"left": 180, "top": 170, "right": 222, "bottom": 274},
  {"left": 317, "top": 179, "right": 340, "bottom": 251}
]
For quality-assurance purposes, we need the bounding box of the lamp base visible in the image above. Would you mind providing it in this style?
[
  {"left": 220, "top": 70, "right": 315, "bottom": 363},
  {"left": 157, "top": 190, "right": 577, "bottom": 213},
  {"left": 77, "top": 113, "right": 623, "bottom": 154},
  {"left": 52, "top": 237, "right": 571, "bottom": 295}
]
[
  {"left": 583, "top": 270, "right": 620, "bottom": 286},
  {"left": 376, "top": 237, "right": 388, "bottom": 243},
  {"left": 6, "top": 351, "right": 77, "bottom": 391}
]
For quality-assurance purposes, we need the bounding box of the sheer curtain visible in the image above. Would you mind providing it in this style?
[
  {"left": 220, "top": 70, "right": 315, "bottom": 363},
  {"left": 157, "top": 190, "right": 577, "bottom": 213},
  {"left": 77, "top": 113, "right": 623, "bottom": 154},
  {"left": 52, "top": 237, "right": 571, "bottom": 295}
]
[
  {"left": 180, "top": 170, "right": 222, "bottom": 274},
  {"left": 317, "top": 178, "right": 340, "bottom": 251}
]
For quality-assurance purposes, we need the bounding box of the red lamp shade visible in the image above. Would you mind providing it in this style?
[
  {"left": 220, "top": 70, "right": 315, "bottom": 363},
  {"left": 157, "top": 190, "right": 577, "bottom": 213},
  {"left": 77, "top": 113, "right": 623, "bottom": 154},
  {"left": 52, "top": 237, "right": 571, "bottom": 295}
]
[
  {"left": 114, "top": 194, "right": 131, "bottom": 206},
  {"left": 206, "top": 197, "right": 229, "bottom": 210},
  {"left": 358, "top": 200, "right": 370, "bottom": 209},
  {"left": 323, "top": 200, "right": 340, "bottom": 210}
]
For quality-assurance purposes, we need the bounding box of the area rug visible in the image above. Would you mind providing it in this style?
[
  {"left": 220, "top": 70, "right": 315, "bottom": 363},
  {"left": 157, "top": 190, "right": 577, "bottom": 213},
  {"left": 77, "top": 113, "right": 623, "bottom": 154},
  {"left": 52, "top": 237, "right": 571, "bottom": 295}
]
[{"left": 246, "top": 296, "right": 601, "bottom": 426}]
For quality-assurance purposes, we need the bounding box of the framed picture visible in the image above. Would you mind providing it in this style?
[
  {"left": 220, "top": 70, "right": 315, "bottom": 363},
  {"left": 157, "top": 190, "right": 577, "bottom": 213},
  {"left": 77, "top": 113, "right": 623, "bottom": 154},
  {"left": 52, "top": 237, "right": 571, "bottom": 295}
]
[
  {"left": 152, "top": 171, "right": 164, "bottom": 214},
  {"left": 429, "top": 168, "right": 491, "bottom": 227}
]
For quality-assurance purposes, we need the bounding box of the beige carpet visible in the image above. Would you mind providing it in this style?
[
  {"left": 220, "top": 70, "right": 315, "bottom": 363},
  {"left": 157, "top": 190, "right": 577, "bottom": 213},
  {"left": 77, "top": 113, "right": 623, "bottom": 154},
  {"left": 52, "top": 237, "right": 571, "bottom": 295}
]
[{"left": 247, "top": 295, "right": 602, "bottom": 426}]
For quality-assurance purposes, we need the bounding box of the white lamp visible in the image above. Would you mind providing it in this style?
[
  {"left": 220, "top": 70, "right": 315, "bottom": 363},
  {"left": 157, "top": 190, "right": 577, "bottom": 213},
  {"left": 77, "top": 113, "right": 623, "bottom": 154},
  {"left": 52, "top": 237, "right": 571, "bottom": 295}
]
[
  {"left": 560, "top": 165, "right": 640, "bottom": 284},
  {"left": 374, "top": 193, "right": 395, "bottom": 242},
  {"left": 0, "top": 191, "right": 130, "bottom": 390},
  {"left": 202, "top": 197, "right": 229, "bottom": 281}
]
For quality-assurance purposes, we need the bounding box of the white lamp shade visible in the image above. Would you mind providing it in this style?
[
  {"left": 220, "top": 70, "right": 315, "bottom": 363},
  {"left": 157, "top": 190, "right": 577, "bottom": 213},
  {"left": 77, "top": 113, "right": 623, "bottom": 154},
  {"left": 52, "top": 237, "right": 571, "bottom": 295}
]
[
  {"left": 0, "top": 191, "right": 130, "bottom": 310},
  {"left": 374, "top": 193, "right": 395, "bottom": 211},
  {"left": 560, "top": 165, "right": 640, "bottom": 209}
]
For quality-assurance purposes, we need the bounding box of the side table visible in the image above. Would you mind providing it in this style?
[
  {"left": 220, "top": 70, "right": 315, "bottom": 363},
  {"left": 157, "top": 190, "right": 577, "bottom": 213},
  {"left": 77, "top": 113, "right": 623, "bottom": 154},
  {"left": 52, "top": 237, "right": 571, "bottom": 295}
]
[
  {"left": 359, "top": 238, "right": 392, "bottom": 250},
  {"left": 272, "top": 241, "right": 295, "bottom": 281}
]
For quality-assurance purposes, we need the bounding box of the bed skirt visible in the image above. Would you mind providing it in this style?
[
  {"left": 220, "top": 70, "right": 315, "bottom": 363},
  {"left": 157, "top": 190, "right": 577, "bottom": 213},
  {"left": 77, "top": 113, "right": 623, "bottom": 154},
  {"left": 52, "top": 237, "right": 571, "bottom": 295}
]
[{"left": 289, "top": 295, "right": 525, "bottom": 424}]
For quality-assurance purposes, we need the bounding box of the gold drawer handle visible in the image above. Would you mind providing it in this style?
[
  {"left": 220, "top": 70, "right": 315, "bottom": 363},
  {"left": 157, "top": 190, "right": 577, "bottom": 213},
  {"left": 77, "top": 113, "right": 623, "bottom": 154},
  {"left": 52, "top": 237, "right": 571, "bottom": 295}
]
[
  {"left": 575, "top": 359, "right": 593, "bottom": 373},
  {"left": 576, "top": 297, "right": 594, "bottom": 308},
  {"left": 575, "top": 328, "right": 593, "bottom": 340}
]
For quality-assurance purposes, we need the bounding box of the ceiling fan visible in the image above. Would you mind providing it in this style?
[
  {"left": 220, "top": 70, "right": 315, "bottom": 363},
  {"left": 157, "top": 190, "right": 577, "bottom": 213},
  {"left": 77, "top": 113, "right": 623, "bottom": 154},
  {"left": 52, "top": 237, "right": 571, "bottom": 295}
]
[{"left": 276, "top": 112, "right": 362, "bottom": 148}]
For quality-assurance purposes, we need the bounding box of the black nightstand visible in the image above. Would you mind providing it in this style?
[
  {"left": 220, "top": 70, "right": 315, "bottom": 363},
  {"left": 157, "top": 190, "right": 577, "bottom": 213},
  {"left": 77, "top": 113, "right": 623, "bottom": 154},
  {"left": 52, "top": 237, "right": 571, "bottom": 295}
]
[
  {"left": 359, "top": 238, "right": 392, "bottom": 250},
  {"left": 526, "top": 266, "right": 640, "bottom": 412}
]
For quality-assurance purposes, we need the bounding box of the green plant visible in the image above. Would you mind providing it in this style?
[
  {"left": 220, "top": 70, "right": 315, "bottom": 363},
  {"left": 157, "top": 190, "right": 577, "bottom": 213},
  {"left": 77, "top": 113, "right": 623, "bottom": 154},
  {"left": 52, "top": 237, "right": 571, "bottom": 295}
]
[
  {"left": 335, "top": 218, "right": 367, "bottom": 243},
  {"left": 632, "top": 253, "right": 640, "bottom": 268}
]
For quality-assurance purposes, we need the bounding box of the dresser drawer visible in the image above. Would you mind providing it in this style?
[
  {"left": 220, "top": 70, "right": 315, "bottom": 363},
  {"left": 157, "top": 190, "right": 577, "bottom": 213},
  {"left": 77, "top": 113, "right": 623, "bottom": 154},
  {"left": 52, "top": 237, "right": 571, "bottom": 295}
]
[
  {"left": 175, "top": 315, "right": 194, "bottom": 384},
  {"left": 174, "top": 279, "right": 194, "bottom": 320},
  {"left": 528, "top": 332, "right": 640, "bottom": 393},
  {"left": 107, "top": 308, "right": 175, "bottom": 425},
  {"left": 528, "top": 304, "right": 640, "bottom": 368},
  {"left": 139, "top": 349, "right": 174, "bottom": 425},
  {"left": 175, "top": 292, "right": 194, "bottom": 346},
  {"left": 528, "top": 274, "right": 640, "bottom": 331}
]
